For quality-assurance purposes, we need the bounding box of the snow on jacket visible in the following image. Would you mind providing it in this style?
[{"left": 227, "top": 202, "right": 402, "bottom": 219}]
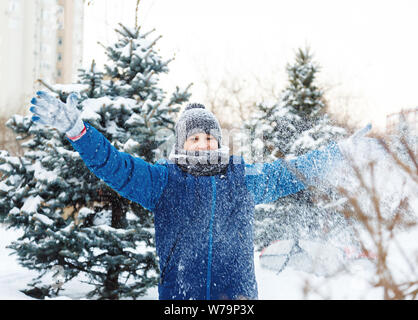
[{"left": 68, "top": 122, "right": 344, "bottom": 300}]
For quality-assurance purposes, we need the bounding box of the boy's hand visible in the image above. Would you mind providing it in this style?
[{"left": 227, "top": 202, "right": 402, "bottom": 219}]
[
  {"left": 338, "top": 123, "right": 372, "bottom": 157},
  {"left": 30, "top": 91, "right": 85, "bottom": 138},
  {"left": 349, "top": 123, "right": 372, "bottom": 144}
]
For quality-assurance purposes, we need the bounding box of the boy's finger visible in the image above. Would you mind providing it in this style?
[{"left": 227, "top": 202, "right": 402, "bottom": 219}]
[
  {"left": 31, "top": 115, "right": 48, "bottom": 125},
  {"left": 65, "top": 92, "right": 79, "bottom": 107},
  {"left": 36, "top": 91, "right": 62, "bottom": 107},
  {"left": 29, "top": 105, "right": 49, "bottom": 116},
  {"left": 352, "top": 123, "right": 372, "bottom": 142},
  {"left": 30, "top": 97, "right": 51, "bottom": 112}
]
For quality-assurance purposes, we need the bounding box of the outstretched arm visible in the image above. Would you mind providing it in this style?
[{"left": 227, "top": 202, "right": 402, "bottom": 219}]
[
  {"left": 30, "top": 91, "right": 168, "bottom": 211},
  {"left": 68, "top": 123, "right": 168, "bottom": 211},
  {"left": 245, "top": 142, "right": 343, "bottom": 205}
]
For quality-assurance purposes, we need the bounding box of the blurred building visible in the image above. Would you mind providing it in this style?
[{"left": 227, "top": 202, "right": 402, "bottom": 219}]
[
  {"left": 0, "top": 0, "right": 84, "bottom": 117},
  {"left": 386, "top": 107, "right": 418, "bottom": 135}
]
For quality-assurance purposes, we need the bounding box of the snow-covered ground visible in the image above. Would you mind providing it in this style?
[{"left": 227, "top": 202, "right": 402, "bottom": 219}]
[{"left": 0, "top": 222, "right": 392, "bottom": 300}]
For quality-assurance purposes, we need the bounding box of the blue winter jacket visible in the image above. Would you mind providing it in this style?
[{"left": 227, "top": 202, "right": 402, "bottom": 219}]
[{"left": 69, "top": 122, "right": 343, "bottom": 300}]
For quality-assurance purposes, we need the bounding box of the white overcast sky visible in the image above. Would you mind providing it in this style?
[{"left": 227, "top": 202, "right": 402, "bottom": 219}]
[{"left": 83, "top": 0, "right": 418, "bottom": 131}]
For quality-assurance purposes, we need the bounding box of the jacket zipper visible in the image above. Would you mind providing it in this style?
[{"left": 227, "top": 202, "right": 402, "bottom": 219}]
[{"left": 206, "top": 176, "right": 216, "bottom": 300}]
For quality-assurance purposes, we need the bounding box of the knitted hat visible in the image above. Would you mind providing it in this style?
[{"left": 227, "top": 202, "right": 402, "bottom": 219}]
[{"left": 174, "top": 103, "right": 222, "bottom": 149}]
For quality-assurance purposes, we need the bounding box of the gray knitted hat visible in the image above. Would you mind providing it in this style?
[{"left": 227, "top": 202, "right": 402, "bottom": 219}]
[{"left": 174, "top": 103, "right": 222, "bottom": 149}]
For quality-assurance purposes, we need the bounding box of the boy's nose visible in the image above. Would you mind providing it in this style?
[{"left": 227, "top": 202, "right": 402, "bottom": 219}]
[{"left": 196, "top": 141, "right": 210, "bottom": 150}]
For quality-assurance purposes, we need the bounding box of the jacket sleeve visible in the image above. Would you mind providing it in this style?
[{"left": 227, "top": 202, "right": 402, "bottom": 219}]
[
  {"left": 245, "top": 142, "right": 344, "bottom": 205},
  {"left": 67, "top": 122, "right": 168, "bottom": 211}
]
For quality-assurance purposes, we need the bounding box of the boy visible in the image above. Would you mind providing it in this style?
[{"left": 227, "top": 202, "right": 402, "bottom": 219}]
[{"left": 30, "top": 91, "right": 358, "bottom": 300}]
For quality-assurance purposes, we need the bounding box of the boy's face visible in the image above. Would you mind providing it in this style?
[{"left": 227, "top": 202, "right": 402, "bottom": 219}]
[{"left": 183, "top": 132, "right": 219, "bottom": 151}]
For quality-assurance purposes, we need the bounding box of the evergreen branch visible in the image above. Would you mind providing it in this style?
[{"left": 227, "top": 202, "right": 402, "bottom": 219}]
[
  {"left": 114, "top": 28, "right": 127, "bottom": 38},
  {"left": 97, "top": 41, "right": 107, "bottom": 50},
  {"left": 146, "top": 101, "right": 159, "bottom": 123},
  {"left": 144, "top": 70, "right": 155, "bottom": 83},
  {"left": 168, "top": 82, "right": 194, "bottom": 106},
  {"left": 164, "top": 57, "right": 175, "bottom": 66},
  {"left": 143, "top": 48, "right": 153, "bottom": 61},
  {"left": 142, "top": 28, "right": 156, "bottom": 38},
  {"left": 129, "top": 39, "right": 133, "bottom": 58},
  {"left": 62, "top": 260, "right": 93, "bottom": 275},
  {"left": 36, "top": 79, "right": 55, "bottom": 93},
  {"left": 135, "top": 0, "right": 141, "bottom": 30},
  {"left": 118, "top": 23, "right": 135, "bottom": 39},
  {"left": 148, "top": 35, "right": 163, "bottom": 49},
  {"left": 89, "top": 60, "right": 97, "bottom": 98}
]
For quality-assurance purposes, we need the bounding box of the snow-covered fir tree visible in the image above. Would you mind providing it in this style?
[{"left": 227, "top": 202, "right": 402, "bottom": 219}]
[
  {"left": 282, "top": 47, "right": 324, "bottom": 131},
  {"left": 0, "top": 23, "right": 191, "bottom": 299},
  {"left": 244, "top": 47, "right": 347, "bottom": 250}
]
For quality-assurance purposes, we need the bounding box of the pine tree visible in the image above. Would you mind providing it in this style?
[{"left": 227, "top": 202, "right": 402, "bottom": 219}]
[
  {"left": 244, "top": 47, "right": 347, "bottom": 250},
  {"left": 290, "top": 114, "right": 346, "bottom": 156},
  {"left": 282, "top": 47, "right": 324, "bottom": 129},
  {"left": 78, "top": 59, "right": 104, "bottom": 99},
  {"left": 0, "top": 22, "right": 191, "bottom": 299},
  {"left": 243, "top": 101, "right": 302, "bottom": 161}
]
